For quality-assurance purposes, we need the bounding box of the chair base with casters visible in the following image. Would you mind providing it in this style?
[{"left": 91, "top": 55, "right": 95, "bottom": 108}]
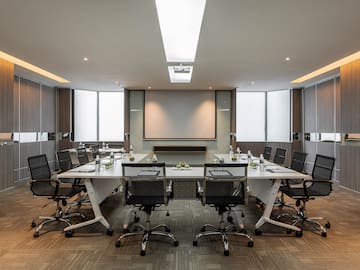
[
  {"left": 193, "top": 206, "right": 254, "bottom": 256},
  {"left": 115, "top": 205, "right": 178, "bottom": 256},
  {"left": 31, "top": 198, "right": 85, "bottom": 238},
  {"left": 276, "top": 196, "right": 331, "bottom": 237}
]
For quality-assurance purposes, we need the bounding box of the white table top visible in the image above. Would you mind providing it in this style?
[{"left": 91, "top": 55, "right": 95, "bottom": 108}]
[
  {"left": 57, "top": 154, "right": 148, "bottom": 179},
  {"left": 57, "top": 153, "right": 310, "bottom": 181}
]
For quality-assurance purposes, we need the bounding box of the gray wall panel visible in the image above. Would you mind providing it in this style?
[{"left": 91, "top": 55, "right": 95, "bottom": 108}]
[
  {"left": 304, "top": 86, "right": 316, "bottom": 132},
  {"left": 317, "top": 80, "right": 334, "bottom": 132},
  {"left": 20, "top": 78, "right": 40, "bottom": 132}
]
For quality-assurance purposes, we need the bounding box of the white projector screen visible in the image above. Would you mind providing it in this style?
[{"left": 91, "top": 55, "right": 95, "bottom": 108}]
[{"left": 144, "top": 90, "right": 216, "bottom": 139}]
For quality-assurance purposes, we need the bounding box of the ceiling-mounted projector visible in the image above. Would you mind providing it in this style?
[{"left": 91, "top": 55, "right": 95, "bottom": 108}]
[{"left": 173, "top": 65, "right": 191, "bottom": 73}]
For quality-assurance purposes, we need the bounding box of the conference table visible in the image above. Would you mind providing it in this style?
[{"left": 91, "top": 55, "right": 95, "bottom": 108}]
[
  {"left": 56, "top": 153, "right": 147, "bottom": 235},
  {"left": 57, "top": 153, "right": 311, "bottom": 235}
]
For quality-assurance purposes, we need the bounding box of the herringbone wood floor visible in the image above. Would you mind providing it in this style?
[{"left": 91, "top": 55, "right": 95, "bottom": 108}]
[{"left": 0, "top": 183, "right": 359, "bottom": 270}]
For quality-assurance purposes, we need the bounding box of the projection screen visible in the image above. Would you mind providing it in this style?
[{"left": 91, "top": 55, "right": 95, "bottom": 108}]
[{"left": 144, "top": 90, "right": 216, "bottom": 139}]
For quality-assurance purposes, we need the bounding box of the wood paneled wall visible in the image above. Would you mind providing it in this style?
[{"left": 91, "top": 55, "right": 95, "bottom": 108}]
[
  {"left": 57, "top": 88, "right": 72, "bottom": 150},
  {"left": 0, "top": 59, "right": 14, "bottom": 132},
  {"left": 0, "top": 58, "right": 14, "bottom": 189},
  {"left": 11, "top": 76, "right": 57, "bottom": 185},
  {"left": 303, "top": 76, "right": 340, "bottom": 180},
  {"left": 339, "top": 59, "right": 360, "bottom": 191},
  {"left": 340, "top": 59, "right": 360, "bottom": 133}
]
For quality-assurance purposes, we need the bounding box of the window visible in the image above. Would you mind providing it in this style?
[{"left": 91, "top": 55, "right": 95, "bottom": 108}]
[
  {"left": 74, "top": 90, "right": 97, "bottom": 142},
  {"left": 99, "top": 92, "right": 124, "bottom": 141},
  {"left": 267, "top": 89, "right": 291, "bottom": 142},
  {"left": 236, "top": 92, "right": 265, "bottom": 141},
  {"left": 74, "top": 90, "right": 124, "bottom": 142},
  {"left": 236, "top": 89, "right": 291, "bottom": 142}
]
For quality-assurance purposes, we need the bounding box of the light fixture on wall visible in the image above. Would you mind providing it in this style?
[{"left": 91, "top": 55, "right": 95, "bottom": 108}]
[
  {"left": 0, "top": 50, "right": 70, "bottom": 83},
  {"left": 291, "top": 51, "right": 360, "bottom": 84}
]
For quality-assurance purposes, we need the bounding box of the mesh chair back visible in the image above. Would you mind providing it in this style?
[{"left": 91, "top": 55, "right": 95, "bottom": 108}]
[
  {"left": 290, "top": 152, "right": 307, "bottom": 172},
  {"left": 57, "top": 151, "right": 73, "bottom": 172},
  {"left": 309, "top": 154, "right": 335, "bottom": 196},
  {"left": 28, "top": 154, "right": 56, "bottom": 196},
  {"left": 89, "top": 144, "right": 100, "bottom": 158},
  {"left": 263, "top": 146, "right": 272, "bottom": 160},
  {"left": 122, "top": 163, "right": 166, "bottom": 205},
  {"left": 203, "top": 163, "right": 247, "bottom": 205},
  {"left": 273, "top": 148, "right": 286, "bottom": 165},
  {"left": 77, "top": 147, "right": 89, "bottom": 165},
  {"left": 28, "top": 154, "right": 51, "bottom": 179}
]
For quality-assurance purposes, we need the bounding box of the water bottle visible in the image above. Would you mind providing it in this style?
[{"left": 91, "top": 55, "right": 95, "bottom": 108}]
[
  {"left": 152, "top": 154, "right": 158, "bottom": 162},
  {"left": 247, "top": 150, "right": 252, "bottom": 164},
  {"left": 95, "top": 155, "right": 100, "bottom": 172},
  {"left": 260, "top": 154, "right": 265, "bottom": 172},
  {"left": 229, "top": 145, "right": 233, "bottom": 158},
  {"left": 102, "top": 142, "right": 106, "bottom": 149},
  {"left": 110, "top": 152, "right": 114, "bottom": 165},
  {"left": 129, "top": 145, "right": 134, "bottom": 155}
]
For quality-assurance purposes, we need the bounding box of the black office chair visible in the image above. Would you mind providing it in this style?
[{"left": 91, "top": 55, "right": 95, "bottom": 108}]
[
  {"left": 57, "top": 150, "right": 75, "bottom": 172},
  {"left": 193, "top": 163, "right": 254, "bottom": 256},
  {"left": 89, "top": 144, "right": 100, "bottom": 159},
  {"left": 275, "top": 151, "right": 308, "bottom": 208},
  {"left": 278, "top": 154, "right": 335, "bottom": 237},
  {"left": 115, "top": 162, "right": 178, "bottom": 256},
  {"left": 263, "top": 146, "right": 272, "bottom": 160},
  {"left": 76, "top": 147, "right": 89, "bottom": 165},
  {"left": 273, "top": 148, "right": 287, "bottom": 165},
  {"left": 28, "top": 154, "right": 85, "bottom": 238}
]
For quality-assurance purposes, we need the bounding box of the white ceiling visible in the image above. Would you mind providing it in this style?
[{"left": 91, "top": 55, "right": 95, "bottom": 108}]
[{"left": 1, "top": 0, "right": 360, "bottom": 91}]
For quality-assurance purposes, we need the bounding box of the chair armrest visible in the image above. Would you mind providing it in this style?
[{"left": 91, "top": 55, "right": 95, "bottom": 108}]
[
  {"left": 197, "top": 180, "right": 204, "bottom": 195},
  {"left": 166, "top": 180, "right": 173, "bottom": 194},
  {"left": 30, "top": 178, "right": 60, "bottom": 199}
]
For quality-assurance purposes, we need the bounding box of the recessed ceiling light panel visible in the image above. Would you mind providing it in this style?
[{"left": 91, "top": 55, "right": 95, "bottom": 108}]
[{"left": 155, "top": 0, "right": 206, "bottom": 62}]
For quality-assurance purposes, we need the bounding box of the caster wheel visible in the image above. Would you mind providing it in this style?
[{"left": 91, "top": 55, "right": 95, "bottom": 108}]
[
  {"left": 295, "top": 230, "right": 303, "bottom": 237},
  {"left": 173, "top": 240, "right": 179, "bottom": 247},
  {"left": 224, "top": 250, "right": 229, "bottom": 256},
  {"left": 166, "top": 212, "right": 170, "bottom": 216},
  {"left": 65, "top": 230, "right": 74, "bottom": 238},
  {"left": 106, "top": 228, "right": 114, "bottom": 236},
  {"left": 248, "top": 241, "right": 254, "bottom": 247},
  {"left": 321, "top": 231, "right": 327, "bottom": 237},
  {"left": 201, "top": 227, "right": 206, "bottom": 233},
  {"left": 241, "top": 213, "right": 245, "bottom": 218},
  {"left": 140, "top": 250, "right": 146, "bottom": 256},
  {"left": 255, "top": 229, "right": 262, "bottom": 236},
  {"left": 115, "top": 240, "right": 121, "bottom": 247},
  {"left": 80, "top": 215, "right": 86, "bottom": 222},
  {"left": 123, "top": 228, "right": 130, "bottom": 234},
  {"left": 133, "top": 227, "right": 138, "bottom": 232},
  {"left": 227, "top": 216, "right": 233, "bottom": 223},
  {"left": 134, "top": 217, "right": 140, "bottom": 223},
  {"left": 286, "top": 229, "right": 292, "bottom": 234},
  {"left": 165, "top": 228, "right": 171, "bottom": 233},
  {"left": 31, "top": 221, "right": 36, "bottom": 228},
  {"left": 33, "top": 231, "right": 39, "bottom": 238},
  {"left": 325, "top": 222, "right": 331, "bottom": 229},
  {"left": 193, "top": 240, "right": 198, "bottom": 246}
]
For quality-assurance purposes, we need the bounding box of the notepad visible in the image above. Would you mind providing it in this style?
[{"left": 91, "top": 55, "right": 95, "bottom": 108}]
[
  {"left": 137, "top": 170, "right": 160, "bottom": 176},
  {"left": 70, "top": 165, "right": 96, "bottom": 173},
  {"left": 209, "top": 170, "right": 233, "bottom": 177}
]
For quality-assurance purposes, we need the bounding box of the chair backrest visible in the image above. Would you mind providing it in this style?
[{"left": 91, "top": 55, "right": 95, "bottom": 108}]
[
  {"left": 203, "top": 163, "right": 248, "bottom": 206},
  {"left": 27, "top": 154, "right": 56, "bottom": 197},
  {"left": 28, "top": 154, "right": 51, "bottom": 180},
  {"left": 308, "top": 154, "right": 335, "bottom": 196},
  {"left": 89, "top": 144, "right": 99, "bottom": 158},
  {"left": 273, "top": 148, "right": 286, "bottom": 165},
  {"left": 312, "top": 154, "right": 335, "bottom": 180},
  {"left": 290, "top": 151, "right": 307, "bottom": 172},
  {"left": 57, "top": 151, "right": 73, "bottom": 172},
  {"left": 263, "top": 146, "right": 272, "bottom": 160},
  {"left": 122, "top": 162, "right": 167, "bottom": 205},
  {"left": 76, "top": 147, "right": 89, "bottom": 165}
]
